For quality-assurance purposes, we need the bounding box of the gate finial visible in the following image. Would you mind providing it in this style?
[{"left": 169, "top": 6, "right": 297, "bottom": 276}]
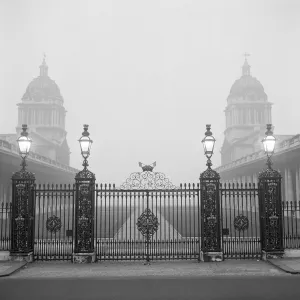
[{"left": 138, "top": 161, "right": 156, "bottom": 172}]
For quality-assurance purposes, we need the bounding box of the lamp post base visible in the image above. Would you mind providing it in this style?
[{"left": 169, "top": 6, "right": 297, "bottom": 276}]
[
  {"left": 200, "top": 251, "right": 223, "bottom": 262},
  {"left": 262, "top": 250, "right": 284, "bottom": 261},
  {"left": 10, "top": 252, "right": 34, "bottom": 263},
  {"left": 72, "top": 252, "right": 96, "bottom": 263}
]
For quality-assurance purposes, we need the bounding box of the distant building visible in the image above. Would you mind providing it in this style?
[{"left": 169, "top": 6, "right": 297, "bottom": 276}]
[
  {"left": 1, "top": 56, "right": 70, "bottom": 165},
  {"left": 221, "top": 56, "right": 293, "bottom": 165},
  {"left": 216, "top": 56, "right": 300, "bottom": 204}
]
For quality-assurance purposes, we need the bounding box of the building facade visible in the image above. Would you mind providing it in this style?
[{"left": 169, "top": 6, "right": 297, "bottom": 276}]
[
  {"left": 1, "top": 56, "right": 70, "bottom": 165},
  {"left": 217, "top": 57, "right": 300, "bottom": 204}
]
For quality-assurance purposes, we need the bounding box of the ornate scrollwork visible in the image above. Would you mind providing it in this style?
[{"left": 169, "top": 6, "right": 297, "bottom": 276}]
[
  {"left": 80, "top": 184, "right": 90, "bottom": 196},
  {"left": 200, "top": 168, "right": 220, "bottom": 180},
  {"left": 74, "top": 180, "right": 94, "bottom": 253},
  {"left": 120, "top": 171, "right": 177, "bottom": 190},
  {"left": 12, "top": 169, "right": 35, "bottom": 180},
  {"left": 16, "top": 184, "right": 26, "bottom": 196},
  {"left": 46, "top": 215, "right": 62, "bottom": 233},
  {"left": 136, "top": 208, "right": 159, "bottom": 240},
  {"left": 258, "top": 168, "right": 281, "bottom": 179},
  {"left": 234, "top": 215, "right": 249, "bottom": 231},
  {"left": 75, "top": 168, "right": 95, "bottom": 180}
]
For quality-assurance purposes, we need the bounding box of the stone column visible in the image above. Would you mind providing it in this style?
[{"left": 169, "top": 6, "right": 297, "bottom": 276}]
[
  {"left": 287, "top": 168, "right": 294, "bottom": 202},
  {"left": 296, "top": 167, "right": 300, "bottom": 202},
  {"left": 295, "top": 167, "right": 300, "bottom": 218}
]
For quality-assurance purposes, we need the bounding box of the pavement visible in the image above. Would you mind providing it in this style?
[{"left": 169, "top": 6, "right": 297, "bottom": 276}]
[
  {"left": 1, "top": 258, "right": 300, "bottom": 278},
  {"left": 268, "top": 257, "right": 300, "bottom": 274},
  {"left": 0, "top": 259, "right": 292, "bottom": 278},
  {"left": 0, "top": 261, "right": 27, "bottom": 277}
]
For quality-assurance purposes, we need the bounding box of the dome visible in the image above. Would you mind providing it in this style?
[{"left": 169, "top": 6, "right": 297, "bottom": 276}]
[
  {"left": 228, "top": 57, "right": 267, "bottom": 99},
  {"left": 22, "top": 57, "right": 63, "bottom": 103},
  {"left": 229, "top": 76, "right": 266, "bottom": 97}
]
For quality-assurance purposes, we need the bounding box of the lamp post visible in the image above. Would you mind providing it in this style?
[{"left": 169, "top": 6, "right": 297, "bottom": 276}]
[
  {"left": 201, "top": 124, "right": 216, "bottom": 169},
  {"left": 199, "top": 125, "right": 222, "bottom": 262},
  {"left": 73, "top": 124, "right": 96, "bottom": 263},
  {"left": 262, "top": 124, "right": 276, "bottom": 169},
  {"left": 17, "top": 124, "right": 32, "bottom": 171},
  {"left": 10, "top": 124, "right": 35, "bottom": 262},
  {"left": 78, "top": 124, "right": 93, "bottom": 170},
  {"left": 258, "top": 124, "right": 284, "bottom": 260}
]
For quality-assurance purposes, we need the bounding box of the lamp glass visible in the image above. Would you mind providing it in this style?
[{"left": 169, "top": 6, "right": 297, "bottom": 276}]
[
  {"left": 17, "top": 136, "right": 31, "bottom": 158},
  {"left": 79, "top": 136, "right": 92, "bottom": 158},
  {"left": 263, "top": 135, "right": 276, "bottom": 156},
  {"left": 202, "top": 135, "right": 215, "bottom": 158}
]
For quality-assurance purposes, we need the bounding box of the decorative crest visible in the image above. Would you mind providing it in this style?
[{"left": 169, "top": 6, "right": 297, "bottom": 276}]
[
  {"left": 21, "top": 124, "right": 29, "bottom": 137},
  {"left": 82, "top": 124, "right": 90, "bottom": 137},
  {"left": 139, "top": 161, "right": 156, "bottom": 172},
  {"left": 120, "top": 163, "right": 177, "bottom": 189}
]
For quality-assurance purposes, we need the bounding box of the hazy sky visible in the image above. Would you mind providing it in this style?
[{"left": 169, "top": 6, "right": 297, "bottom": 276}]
[{"left": 1, "top": 0, "right": 300, "bottom": 185}]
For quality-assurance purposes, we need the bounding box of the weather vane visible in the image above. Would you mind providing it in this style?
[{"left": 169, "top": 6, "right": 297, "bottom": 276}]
[{"left": 243, "top": 52, "right": 250, "bottom": 60}]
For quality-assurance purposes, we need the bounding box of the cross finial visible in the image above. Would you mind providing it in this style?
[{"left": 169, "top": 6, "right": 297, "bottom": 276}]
[{"left": 243, "top": 52, "right": 250, "bottom": 60}]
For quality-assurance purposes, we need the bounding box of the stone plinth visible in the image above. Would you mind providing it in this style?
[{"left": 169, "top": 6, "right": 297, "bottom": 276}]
[
  {"left": 200, "top": 251, "right": 223, "bottom": 262},
  {"left": 262, "top": 250, "right": 284, "bottom": 261},
  {"left": 72, "top": 252, "right": 96, "bottom": 263},
  {"left": 10, "top": 252, "right": 34, "bottom": 263}
]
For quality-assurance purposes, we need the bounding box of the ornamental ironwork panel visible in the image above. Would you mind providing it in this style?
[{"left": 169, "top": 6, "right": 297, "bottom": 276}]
[
  {"left": 11, "top": 175, "right": 35, "bottom": 254},
  {"left": 136, "top": 208, "right": 159, "bottom": 241},
  {"left": 120, "top": 162, "right": 177, "bottom": 189},
  {"left": 258, "top": 169, "right": 283, "bottom": 253},
  {"left": 234, "top": 215, "right": 249, "bottom": 231},
  {"left": 200, "top": 176, "right": 221, "bottom": 253},
  {"left": 46, "top": 215, "right": 62, "bottom": 233},
  {"left": 74, "top": 177, "right": 95, "bottom": 254}
]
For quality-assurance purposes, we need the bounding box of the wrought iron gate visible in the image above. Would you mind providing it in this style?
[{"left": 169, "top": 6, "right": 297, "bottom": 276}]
[
  {"left": 220, "top": 182, "right": 261, "bottom": 259},
  {"left": 34, "top": 184, "right": 75, "bottom": 260},
  {"left": 95, "top": 183, "right": 201, "bottom": 261}
]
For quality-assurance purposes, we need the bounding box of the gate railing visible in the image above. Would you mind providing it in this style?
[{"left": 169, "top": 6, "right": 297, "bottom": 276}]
[
  {"left": 94, "top": 183, "right": 201, "bottom": 261},
  {"left": 0, "top": 202, "right": 11, "bottom": 251},
  {"left": 33, "top": 184, "right": 75, "bottom": 261},
  {"left": 220, "top": 182, "right": 261, "bottom": 259},
  {"left": 3, "top": 181, "right": 300, "bottom": 261}
]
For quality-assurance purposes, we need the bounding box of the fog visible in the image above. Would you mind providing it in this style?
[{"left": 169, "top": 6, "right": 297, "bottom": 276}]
[{"left": 1, "top": 0, "right": 300, "bottom": 185}]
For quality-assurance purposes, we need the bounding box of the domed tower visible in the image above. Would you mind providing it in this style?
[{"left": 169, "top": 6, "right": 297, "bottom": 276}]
[
  {"left": 220, "top": 55, "right": 272, "bottom": 165},
  {"left": 16, "top": 55, "right": 70, "bottom": 165}
]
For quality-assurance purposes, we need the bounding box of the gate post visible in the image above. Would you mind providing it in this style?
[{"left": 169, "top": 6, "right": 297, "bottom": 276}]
[
  {"left": 10, "top": 125, "right": 35, "bottom": 262},
  {"left": 73, "top": 125, "right": 96, "bottom": 263},
  {"left": 258, "top": 126, "right": 284, "bottom": 260},
  {"left": 199, "top": 125, "right": 223, "bottom": 262}
]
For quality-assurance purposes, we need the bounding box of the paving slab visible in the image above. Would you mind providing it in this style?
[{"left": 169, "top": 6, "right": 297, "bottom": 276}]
[
  {"left": 0, "top": 261, "right": 27, "bottom": 277},
  {"left": 4, "top": 259, "right": 290, "bottom": 278},
  {"left": 268, "top": 258, "right": 300, "bottom": 274}
]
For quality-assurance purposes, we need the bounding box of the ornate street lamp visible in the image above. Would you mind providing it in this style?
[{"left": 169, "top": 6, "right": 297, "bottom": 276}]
[
  {"left": 11, "top": 124, "right": 35, "bottom": 262},
  {"left": 199, "top": 124, "right": 222, "bottom": 262},
  {"left": 73, "top": 124, "right": 96, "bottom": 263},
  {"left": 201, "top": 124, "right": 216, "bottom": 169},
  {"left": 17, "top": 124, "right": 32, "bottom": 171},
  {"left": 258, "top": 124, "right": 284, "bottom": 259},
  {"left": 78, "top": 124, "right": 93, "bottom": 170},
  {"left": 262, "top": 124, "right": 276, "bottom": 169}
]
